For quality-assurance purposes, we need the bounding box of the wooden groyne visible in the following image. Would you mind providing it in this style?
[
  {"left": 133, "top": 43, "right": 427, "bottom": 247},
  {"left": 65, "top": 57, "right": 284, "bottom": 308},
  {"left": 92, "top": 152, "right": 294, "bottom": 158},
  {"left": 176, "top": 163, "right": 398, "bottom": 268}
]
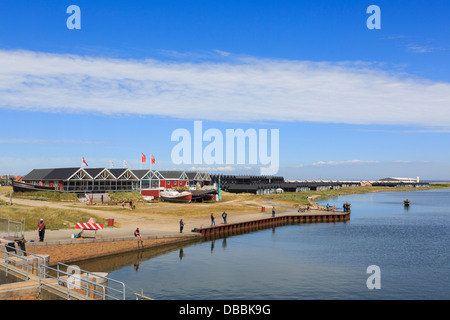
[{"left": 193, "top": 211, "right": 351, "bottom": 236}]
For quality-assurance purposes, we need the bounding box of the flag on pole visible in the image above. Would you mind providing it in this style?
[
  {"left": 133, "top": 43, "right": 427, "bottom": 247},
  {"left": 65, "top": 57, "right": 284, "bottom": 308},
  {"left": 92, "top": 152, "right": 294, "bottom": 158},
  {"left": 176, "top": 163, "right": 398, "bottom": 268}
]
[
  {"left": 151, "top": 155, "right": 156, "bottom": 164},
  {"left": 141, "top": 153, "right": 146, "bottom": 163},
  {"left": 82, "top": 157, "right": 88, "bottom": 167}
]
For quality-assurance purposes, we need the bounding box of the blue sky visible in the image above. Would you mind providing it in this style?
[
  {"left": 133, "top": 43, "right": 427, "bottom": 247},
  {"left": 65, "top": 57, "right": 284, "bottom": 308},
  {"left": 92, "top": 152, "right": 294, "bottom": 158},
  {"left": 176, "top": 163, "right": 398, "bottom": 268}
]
[{"left": 0, "top": 0, "right": 449, "bottom": 180}]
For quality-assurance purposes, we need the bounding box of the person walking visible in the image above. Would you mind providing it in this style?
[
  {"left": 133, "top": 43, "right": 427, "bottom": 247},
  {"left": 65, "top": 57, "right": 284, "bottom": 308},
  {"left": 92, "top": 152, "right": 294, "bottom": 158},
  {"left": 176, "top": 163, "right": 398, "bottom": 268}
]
[
  {"left": 272, "top": 207, "right": 275, "bottom": 217},
  {"left": 222, "top": 211, "right": 228, "bottom": 224},
  {"left": 179, "top": 219, "right": 185, "bottom": 233},
  {"left": 37, "top": 218, "right": 46, "bottom": 242},
  {"left": 211, "top": 213, "right": 215, "bottom": 226}
]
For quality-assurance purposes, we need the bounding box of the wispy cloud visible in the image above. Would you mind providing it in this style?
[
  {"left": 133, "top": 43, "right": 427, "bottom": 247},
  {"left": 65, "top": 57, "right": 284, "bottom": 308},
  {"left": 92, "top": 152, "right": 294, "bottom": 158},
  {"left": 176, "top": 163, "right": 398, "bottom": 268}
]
[
  {"left": 1, "top": 50, "right": 449, "bottom": 127},
  {"left": 407, "top": 45, "right": 433, "bottom": 53},
  {"left": 188, "top": 166, "right": 237, "bottom": 172},
  {"left": 0, "top": 138, "right": 105, "bottom": 144},
  {"left": 311, "top": 160, "right": 380, "bottom": 166}
]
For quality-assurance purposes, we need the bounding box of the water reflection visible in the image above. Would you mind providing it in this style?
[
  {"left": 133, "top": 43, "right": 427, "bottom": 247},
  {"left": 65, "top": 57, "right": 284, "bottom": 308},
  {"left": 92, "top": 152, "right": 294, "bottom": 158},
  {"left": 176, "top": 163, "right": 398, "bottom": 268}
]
[
  {"left": 179, "top": 248, "right": 184, "bottom": 260},
  {"left": 133, "top": 251, "right": 143, "bottom": 272},
  {"left": 75, "top": 238, "right": 202, "bottom": 273}
]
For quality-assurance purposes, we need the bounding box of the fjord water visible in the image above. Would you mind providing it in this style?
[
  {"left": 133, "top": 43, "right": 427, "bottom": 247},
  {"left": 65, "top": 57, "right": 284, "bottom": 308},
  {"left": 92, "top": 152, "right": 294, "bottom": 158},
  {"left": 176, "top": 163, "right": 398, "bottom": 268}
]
[{"left": 81, "top": 189, "right": 450, "bottom": 300}]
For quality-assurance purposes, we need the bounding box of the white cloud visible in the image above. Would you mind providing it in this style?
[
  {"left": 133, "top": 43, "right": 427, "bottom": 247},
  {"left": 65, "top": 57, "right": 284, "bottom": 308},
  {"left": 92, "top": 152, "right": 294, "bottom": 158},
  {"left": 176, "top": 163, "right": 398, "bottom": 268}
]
[
  {"left": 0, "top": 138, "right": 104, "bottom": 144},
  {"left": 311, "top": 160, "right": 380, "bottom": 166},
  {"left": 188, "top": 166, "right": 236, "bottom": 172},
  {"left": 1, "top": 49, "right": 450, "bottom": 127},
  {"left": 407, "top": 45, "right": 433, "bottom": 53}
]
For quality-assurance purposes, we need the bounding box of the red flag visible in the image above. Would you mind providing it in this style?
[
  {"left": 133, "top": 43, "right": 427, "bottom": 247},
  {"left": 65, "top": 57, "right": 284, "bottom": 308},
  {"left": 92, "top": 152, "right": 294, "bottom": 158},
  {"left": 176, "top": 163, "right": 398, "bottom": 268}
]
[
  {"left": 141, "top": 153, "right": 146, "bottom": 163},
  {"left": 82, "top": 157, "right": 88, "bottom": 167},
  {"left": 151, "top": 155, "right": 155, "bottom": 164}
]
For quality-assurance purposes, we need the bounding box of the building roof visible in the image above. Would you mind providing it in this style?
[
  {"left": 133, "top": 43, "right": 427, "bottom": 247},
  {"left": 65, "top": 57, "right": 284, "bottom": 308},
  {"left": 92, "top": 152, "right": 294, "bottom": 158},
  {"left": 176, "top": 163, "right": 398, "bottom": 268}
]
[
  {"left": 22, "top": 168, "right": 83, "bottom": 181},
  {"left": 131, "top": 169, "right": 151, "bottom": 180},
  {"left": 84, "top": 168, "right": 105, "bottom": 179},
  {"left": 159, "top": 171, "right": 187, "bottom": 179},
  {"left": 46, "top": 168, "right": 82, "bottom": 180},
  {"left": 108, "top": 168, "right": 128, "bottom": 178}
]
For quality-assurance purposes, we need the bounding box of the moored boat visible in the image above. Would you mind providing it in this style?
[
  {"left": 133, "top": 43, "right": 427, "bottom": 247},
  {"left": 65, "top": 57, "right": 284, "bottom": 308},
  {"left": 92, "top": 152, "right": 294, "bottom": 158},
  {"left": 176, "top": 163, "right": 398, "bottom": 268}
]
[
  {"left": 191, "top": 189, "right": 217, "bottom": 202},
  {"left": 12, "top": 180, "right": 57, "bottom": 193},
  {"left": 160, "top": 190, "right": 192, "bottom": 203}
]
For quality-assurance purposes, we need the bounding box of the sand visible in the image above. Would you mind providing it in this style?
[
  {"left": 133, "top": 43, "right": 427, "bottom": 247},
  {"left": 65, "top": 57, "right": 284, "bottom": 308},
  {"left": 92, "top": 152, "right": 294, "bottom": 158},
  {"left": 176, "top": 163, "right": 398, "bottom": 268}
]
[{"left": 1, "top": 195, "right": 299, "bottom": 243}]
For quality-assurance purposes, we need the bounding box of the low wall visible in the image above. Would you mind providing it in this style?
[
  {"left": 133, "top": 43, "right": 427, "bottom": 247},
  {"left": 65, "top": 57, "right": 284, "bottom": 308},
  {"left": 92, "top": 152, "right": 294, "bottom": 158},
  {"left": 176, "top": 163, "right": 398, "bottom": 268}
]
[{"left": 24, "top": 234, "right": 200, "bottom": 266}]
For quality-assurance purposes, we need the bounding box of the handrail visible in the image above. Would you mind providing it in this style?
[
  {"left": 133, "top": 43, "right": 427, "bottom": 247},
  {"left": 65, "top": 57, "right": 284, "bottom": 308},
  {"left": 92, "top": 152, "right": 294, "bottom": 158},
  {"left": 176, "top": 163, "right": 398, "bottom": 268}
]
[
  {"left": 0, "top": 246, "right": 125, "bottom": 300},
  {"left": 58, "top": 262, "right": 125, "bottom": 300},
  {"left": 41, "top": 264, "right": 106, "bottom": 300}
]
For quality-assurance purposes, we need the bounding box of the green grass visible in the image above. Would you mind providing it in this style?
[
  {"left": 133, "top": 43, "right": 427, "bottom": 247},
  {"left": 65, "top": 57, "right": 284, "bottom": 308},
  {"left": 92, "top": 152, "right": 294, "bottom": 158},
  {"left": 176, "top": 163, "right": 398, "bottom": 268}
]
[
  {"left": 12, "top": 191, "right": 79, "bottom": 202},
  {"left": 108, "top": 191, "right": 144, "bottom": 201},
  {"left": 0, "top": 205, "right": 107, "bottom": 231}
]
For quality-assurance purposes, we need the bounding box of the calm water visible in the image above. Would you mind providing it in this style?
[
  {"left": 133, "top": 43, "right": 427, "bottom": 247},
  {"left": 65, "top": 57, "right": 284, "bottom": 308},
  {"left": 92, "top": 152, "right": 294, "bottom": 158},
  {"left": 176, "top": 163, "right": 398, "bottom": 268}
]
[{"left": 79, "top": 189, "right": 450, "bottom": 300}]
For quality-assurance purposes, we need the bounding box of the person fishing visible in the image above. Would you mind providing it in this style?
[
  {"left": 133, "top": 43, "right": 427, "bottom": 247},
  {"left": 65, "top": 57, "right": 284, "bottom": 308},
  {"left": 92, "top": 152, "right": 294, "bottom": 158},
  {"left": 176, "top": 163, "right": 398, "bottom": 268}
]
[
  {"left": 134, "top": 227, "right": 143, "bottom": 247},
  {"left": 180, "top": 219, "right": 185, "bottom": 233},
  {"left": 37, "top": 218, "right": 46, "bottom": 242},
  {"left": 222, "top": 211, "right": 228, "bottom": 224}
]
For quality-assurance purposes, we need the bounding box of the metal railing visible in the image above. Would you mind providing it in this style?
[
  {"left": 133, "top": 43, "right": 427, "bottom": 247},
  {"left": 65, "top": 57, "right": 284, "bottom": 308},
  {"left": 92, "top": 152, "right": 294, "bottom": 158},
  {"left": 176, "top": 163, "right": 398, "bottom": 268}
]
[
  {"left": 0, "top": 246, "right": 125, "bottom": 300},
  {"left": 1, "top": 245, "right": 46, "bottom": 280},
  {"left": 0, "top": 216, "right": 25, "bottom": 239},
  {"left": 57, "top": 262, "right": 125, "bottom": 300},
  {"left": 42, "top": 263, "right": 107, "bottom": 300}
]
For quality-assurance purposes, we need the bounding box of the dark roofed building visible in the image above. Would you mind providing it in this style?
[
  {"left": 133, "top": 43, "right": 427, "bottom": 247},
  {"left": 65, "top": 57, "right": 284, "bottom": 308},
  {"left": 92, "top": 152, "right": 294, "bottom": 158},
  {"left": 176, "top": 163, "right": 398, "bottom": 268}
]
[{"left": 22, "top": 168, "right": 57, "bottom": 181}]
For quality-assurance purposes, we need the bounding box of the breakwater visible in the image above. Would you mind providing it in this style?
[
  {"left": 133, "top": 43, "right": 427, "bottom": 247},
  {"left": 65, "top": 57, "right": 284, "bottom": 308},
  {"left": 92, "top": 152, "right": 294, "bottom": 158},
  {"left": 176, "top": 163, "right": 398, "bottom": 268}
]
[{"left": 193, "top": 211, "right": 351, "bottom": 236}]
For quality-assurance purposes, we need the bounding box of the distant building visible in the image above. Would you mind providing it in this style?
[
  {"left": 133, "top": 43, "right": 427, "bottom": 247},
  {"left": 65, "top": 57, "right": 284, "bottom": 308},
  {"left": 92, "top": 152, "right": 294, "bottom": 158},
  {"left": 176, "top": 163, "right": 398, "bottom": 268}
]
[
  {"left": 379, "top": 177, "right": 421, "bottom": 183},
  {"left": 373, "top": 176, "right": 429, "bottom": 188}
]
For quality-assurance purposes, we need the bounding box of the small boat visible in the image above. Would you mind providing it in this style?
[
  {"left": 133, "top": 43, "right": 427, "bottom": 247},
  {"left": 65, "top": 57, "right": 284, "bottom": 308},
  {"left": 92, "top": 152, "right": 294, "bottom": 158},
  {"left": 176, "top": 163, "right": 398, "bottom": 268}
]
[
  {"left": 404, "top": 199, "right": 410, "bottom": 206},
  {"left": 160, "top": 190, "right": 192, "bottom": 203},
  {"left": 12, "top": 180, "right": 57, "bottom": 193},
  {"left": 191, "top": 189, "right": 217, "bottom": 202}
]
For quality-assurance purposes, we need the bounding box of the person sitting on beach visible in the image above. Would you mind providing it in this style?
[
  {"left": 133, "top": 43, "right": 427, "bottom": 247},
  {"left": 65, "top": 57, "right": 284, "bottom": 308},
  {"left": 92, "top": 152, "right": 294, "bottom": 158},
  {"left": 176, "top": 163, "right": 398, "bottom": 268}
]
[{"left": 134, "top": 227, "right": 143, "bottom": 246}]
